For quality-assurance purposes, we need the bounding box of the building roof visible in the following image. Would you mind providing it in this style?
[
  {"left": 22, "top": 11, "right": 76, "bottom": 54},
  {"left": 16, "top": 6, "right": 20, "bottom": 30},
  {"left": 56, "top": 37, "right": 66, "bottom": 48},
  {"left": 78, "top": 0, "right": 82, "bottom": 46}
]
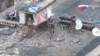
[{"left": 18, "top": 0, "right": 56, "bottom": 14}]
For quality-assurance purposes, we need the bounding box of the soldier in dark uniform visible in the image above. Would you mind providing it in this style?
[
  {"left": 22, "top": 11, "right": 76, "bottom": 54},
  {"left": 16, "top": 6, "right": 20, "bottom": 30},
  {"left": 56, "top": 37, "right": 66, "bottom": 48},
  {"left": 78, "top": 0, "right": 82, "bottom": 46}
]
[
  {"left": 27, "top": 18, "right": 34, "bottom": 27},
  {"left": 47, "top": 16, "right": 55, "bottom": 34},
  {"left": 27, "top": 18, "right": 35, "bottom": 38},
  {"left": 68, "top": 15, "right": 76, "bottom": 32}
]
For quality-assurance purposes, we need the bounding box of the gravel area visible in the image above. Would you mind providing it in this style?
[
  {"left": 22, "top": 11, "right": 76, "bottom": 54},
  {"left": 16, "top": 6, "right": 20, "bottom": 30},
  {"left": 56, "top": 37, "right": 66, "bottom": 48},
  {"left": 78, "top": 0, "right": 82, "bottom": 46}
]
[{"left": 0, "top": 23, "right": 95, "bottom": 56}]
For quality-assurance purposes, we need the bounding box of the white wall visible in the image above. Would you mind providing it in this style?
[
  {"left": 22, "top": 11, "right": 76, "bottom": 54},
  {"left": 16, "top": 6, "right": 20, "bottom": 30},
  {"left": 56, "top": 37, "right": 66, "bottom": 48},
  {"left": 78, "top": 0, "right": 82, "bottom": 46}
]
[{"left": 19, "top": 11, "right": 26, "bottom": 24}]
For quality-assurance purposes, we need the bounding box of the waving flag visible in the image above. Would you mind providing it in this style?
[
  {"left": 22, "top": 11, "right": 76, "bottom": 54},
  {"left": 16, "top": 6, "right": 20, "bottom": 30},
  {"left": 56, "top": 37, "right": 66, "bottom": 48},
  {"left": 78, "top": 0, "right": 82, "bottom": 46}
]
[
  {"left": 77, "top": 5, "right": 89, "bottom": 11},
  {"left": 47, "top": 6, "right": 54, "bottom": 18},
  {"left": 37, "top": 15, "right": 46, "bottom": 24}
]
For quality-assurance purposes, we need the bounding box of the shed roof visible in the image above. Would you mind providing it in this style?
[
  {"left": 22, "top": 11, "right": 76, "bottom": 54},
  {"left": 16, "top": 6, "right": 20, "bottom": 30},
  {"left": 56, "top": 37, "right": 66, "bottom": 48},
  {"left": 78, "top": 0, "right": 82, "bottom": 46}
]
[{"left": 18, "top": 0, "right": 56, "bottom": 14}]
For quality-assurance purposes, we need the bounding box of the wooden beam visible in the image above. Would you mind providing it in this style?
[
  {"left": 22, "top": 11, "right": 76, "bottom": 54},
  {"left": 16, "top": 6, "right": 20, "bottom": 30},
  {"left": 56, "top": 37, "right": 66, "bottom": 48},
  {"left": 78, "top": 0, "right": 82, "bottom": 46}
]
[{"left": 0, "top": 19, "right": 20, "bottom": 25}]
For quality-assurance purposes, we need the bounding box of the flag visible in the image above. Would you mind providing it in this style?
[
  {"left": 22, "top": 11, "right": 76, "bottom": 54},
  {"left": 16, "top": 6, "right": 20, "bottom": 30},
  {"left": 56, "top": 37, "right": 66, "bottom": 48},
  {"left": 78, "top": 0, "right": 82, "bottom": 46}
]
[
  {"left": 37, "top": 15, "right": 46, "bottom": 24},
  {"left": 47, "top": 6, "right": 54, "bottom": 18},
  {"left": 77, "top": 5, "right": 89, "bottom": 11}
]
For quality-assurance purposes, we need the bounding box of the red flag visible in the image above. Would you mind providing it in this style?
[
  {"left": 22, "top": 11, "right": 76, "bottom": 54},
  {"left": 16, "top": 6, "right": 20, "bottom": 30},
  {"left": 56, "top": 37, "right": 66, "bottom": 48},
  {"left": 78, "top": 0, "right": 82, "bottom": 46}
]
[{"left": 37, "top": 15, "right": 46, "bottom": 24}]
